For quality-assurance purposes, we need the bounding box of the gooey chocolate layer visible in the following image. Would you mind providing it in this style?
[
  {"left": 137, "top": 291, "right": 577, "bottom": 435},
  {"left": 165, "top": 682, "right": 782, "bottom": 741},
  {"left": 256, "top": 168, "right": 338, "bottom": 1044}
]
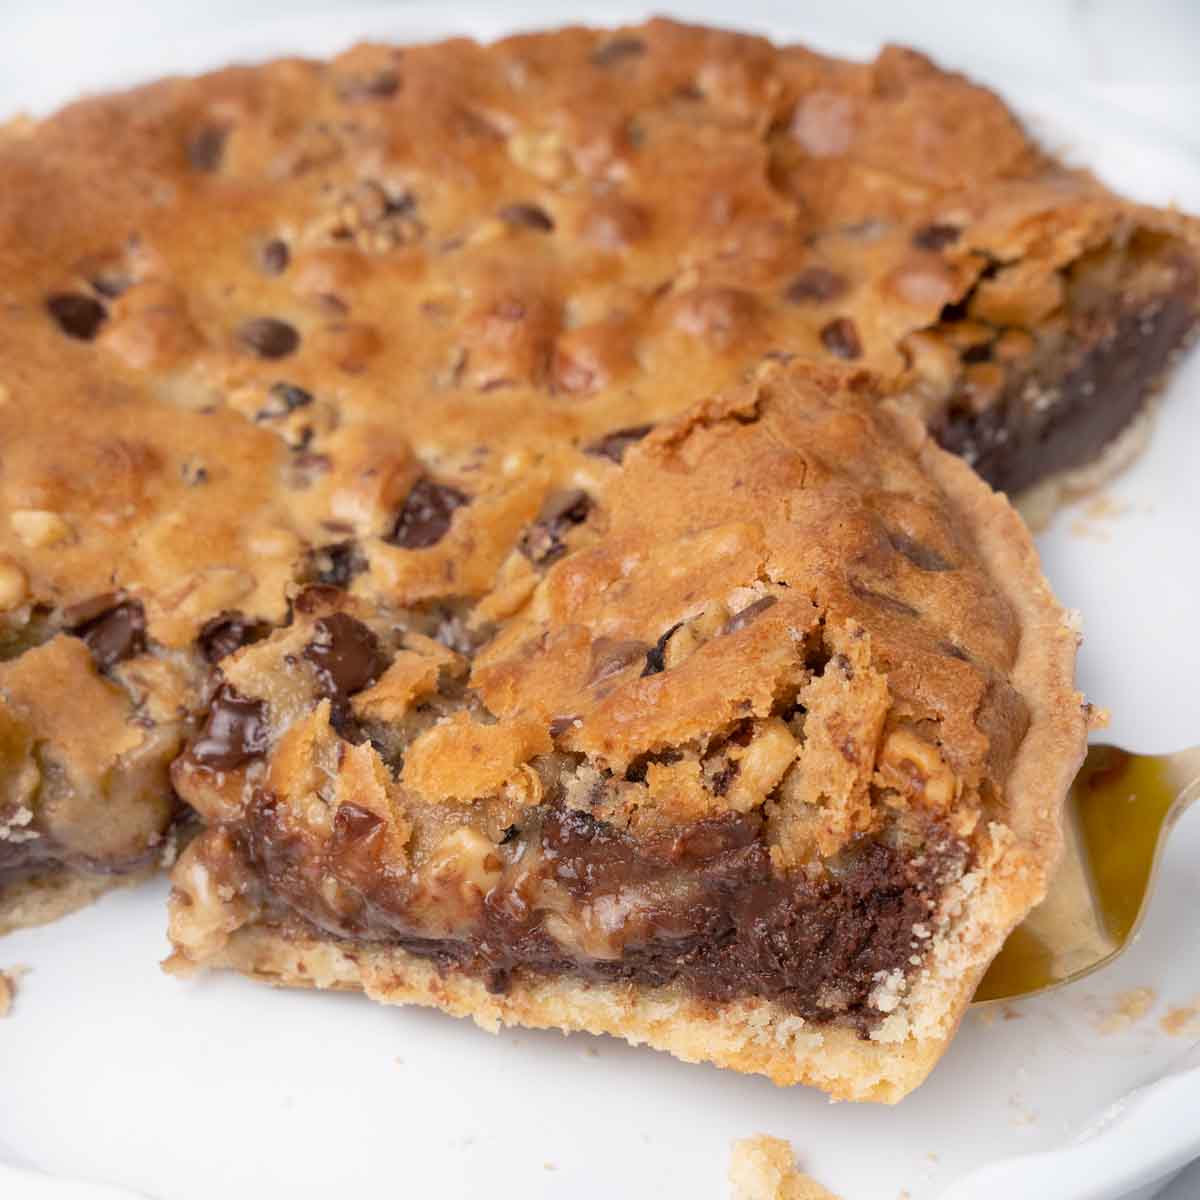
[
  {"left": 226, "top": 798, "right": 961, "bottom": 1034},
  {"left": 933, "top": 247, "right": 1198, "bottom": 496}
]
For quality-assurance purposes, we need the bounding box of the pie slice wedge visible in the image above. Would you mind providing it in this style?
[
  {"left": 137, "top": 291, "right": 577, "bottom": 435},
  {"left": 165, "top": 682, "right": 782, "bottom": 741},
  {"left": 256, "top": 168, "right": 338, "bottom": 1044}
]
[{"left": 165, "top": 361, "right": 1087, "bottom": 1101}]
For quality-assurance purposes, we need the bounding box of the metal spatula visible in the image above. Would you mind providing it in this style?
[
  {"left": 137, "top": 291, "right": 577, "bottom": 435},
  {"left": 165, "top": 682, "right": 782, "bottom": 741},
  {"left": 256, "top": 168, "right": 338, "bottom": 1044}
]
[{"left": 974, "top": 743, "right": 1200, "bottom": 1005}]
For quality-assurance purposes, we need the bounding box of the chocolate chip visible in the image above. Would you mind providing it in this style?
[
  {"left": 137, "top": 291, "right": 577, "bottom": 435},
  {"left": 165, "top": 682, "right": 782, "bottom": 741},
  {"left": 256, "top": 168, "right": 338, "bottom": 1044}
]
[
  {"left": 293, "top": 584, "right": 344, "bottom": 616},
  {"left": 584, "top": 424, "right": 654, "bottom": 464},
  {"left": 961, "top": 342, "right": 992, "bottom": 364},
  {"left": 784, "top": 267, "right": 848, "bottom": 304},
  {"left": 938, "top": 297, "right": 970, "bottom": 324},
  {"left": 819, "top": 317, "right": 862, "bottom": 360},
  {"left": 549, "top": 714, "right": 580, "bottom": 738},
  {"left": 260, "top": 239, "right": 290, "bottom": 275},
  {"left": 388, "top": 478, "right": 469, "bottom": 550},
  {"left": 518, "top": 489, "right": 591, "bottom": 566},
  {"left": 721, "top": 595, "right": 778, "bottom": 635},
  {"left": 888, "top": 531, "right": 953, "bottom": 572},
  {"left": 588, "top": 637, "right": 650, "bottom": 685},
  {"left": 237, "top": 317, "right": 300, "bottom": 359},
  {"left": 938, "top": 640, "right": 970, "bottom": 662},
  {"left": 304, "top": 613, "right": 388, "bottom": 704},
  {"left": 62, "top": 594, "right": 118, "bottom": 627},
  {"left": 848, "top": 578, "right": 919, "bottom": 617},
  {"left": 590, "top": 37, "right": 646, "bottom": 66},
  {"left": 380, "top": 188, "right": 417, "bottom": 217},
  {"left": 256, "top": 381, "right": 313, "bottom": 421},
  {"left": 68, "top": 597, "right": 146, "bottom": 670},
  {"left": 287, "top": 452, "right": 331, "bottom": 491},
  {"left": 498, "top": 203, "right": 555, "bottom": 232},
  {"left": 197, "top": 611, "right": 269, "bottom": 664},
  {"left": 338, "top": 71, "right": 401, "bottom": 101},
  {"left": 728, "top": 720, "right": 755, "bottom": 747},
  {"left": 187, "top": 126, "right": 229, "bottom": 172},
  {"left": 90, "top": 270, "right": 132, "bottom": 299},
  {"left": 624, "top": 748, "right": 682, "bottom": 783},
  {"left": 305, "top": 540, "right": 368, "bottom": 589},
  {"left": 641, "top": 622, "right": 683, "bottom": 677},
  {"left": 180, "top": 456, "right": 208, "bottom": 486},
  {"left": 189, "top": 684, "right": 269, "bottom": 770},
  {"left": 710, "top": 759, "right": 740, "bottom": 796},
  {"left": 46, "top": 293, "right": 107, "bottom": 341},
  {"left": 912, "top": 223, "right": 961, "bottom": 252},
  {"left": 332, "top": 802, "right": 384, "bottom": 847}
]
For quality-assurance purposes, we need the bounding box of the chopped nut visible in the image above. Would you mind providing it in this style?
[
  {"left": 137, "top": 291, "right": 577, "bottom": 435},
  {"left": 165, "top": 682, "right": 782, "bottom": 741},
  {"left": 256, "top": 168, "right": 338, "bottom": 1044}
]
[
  {"left": 11, "top": 509, "right": 74, "bottom": 549},
  {"left": 507, "top": 128, "right": 572, "bottom": 182},
  {"left": 877, "top": 727, "right": 958, "bottom": 810},
  {"left": 0, "top": 560, "right": 28, "bottom": 610},
  {"left": 247, "top": 526, "right": 303, "bottom": 559},
  {"left": 726, "top": 718, "right": 797, "bottom": 812},
  {"left": 426, "top": 828, "right": 503, "bottom": 903},
  {"left": 169, "top": 567, "right": 256, "bottom": 623}
]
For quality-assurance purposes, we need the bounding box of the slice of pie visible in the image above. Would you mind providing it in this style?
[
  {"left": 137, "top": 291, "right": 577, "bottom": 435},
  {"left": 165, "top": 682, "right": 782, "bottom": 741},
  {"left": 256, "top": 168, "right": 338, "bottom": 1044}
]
[
  {"left": 0, "top": 18, "right": 1172, "bottom": 1092},
  {"left": 165, "top": 361, "right": 1087, "bottom": 1101}
]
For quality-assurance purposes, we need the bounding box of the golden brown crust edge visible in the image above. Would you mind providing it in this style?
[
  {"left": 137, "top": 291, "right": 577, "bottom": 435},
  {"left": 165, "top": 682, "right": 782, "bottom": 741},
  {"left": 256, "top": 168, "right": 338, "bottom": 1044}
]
[{"left": 171, "top": 409, "right": 1087, "bottom": 1104}]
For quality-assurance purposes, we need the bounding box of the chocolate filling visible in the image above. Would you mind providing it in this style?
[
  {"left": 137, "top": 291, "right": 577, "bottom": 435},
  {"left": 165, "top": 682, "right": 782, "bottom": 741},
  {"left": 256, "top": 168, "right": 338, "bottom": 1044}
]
[
  {"left": 236, "top": 801, "right": 957, "bottom": 1033},
  {"left": 0, "top": 822, "right": 170, "bottom": 889},
  {"left": 0, "top": 830, "right": 60, "bottom": 888},
  {"left": 934, "top": 263, "right": 1197, "bottom": 496}
]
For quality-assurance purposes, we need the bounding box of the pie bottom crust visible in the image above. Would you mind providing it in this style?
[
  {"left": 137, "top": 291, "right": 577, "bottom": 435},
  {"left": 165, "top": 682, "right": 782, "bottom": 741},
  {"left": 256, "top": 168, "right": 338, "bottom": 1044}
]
[
  {"left": 0, "top": 866, "right": 153, "bottom": 938},
  {"left": 186, "top": 841, "right": 1035, "bottom": 1104},
  {"left": 1015, "top": 396, "right": 1157, "bottom": 531},
  {"left": 167, "top": 411, "right": 1085, "bottom": 1103}
]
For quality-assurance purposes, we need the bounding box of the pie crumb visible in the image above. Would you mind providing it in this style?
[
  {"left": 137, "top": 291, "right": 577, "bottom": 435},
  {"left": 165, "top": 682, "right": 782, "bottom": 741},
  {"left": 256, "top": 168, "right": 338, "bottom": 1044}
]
[
  {"left": 1160, "top": 1000, "right": 1200, "bottom": 1038},
  {"left": 1095, "top": 987, "right": 1156, "bottom": 1033},
  {"left": 1068, "top": 492, "right": 1131, "bottom": 541},
  {"left": 730, "top": 1136, "right": 840, "bottom": 1200},
  {"left": 0, "top": 965, "right": 29, "bottom": 1017}
]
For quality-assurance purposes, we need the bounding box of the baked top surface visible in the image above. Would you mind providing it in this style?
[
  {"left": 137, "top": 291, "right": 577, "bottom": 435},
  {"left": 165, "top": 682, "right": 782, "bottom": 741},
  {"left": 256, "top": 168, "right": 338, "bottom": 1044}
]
[{"left": 0, "top": 16, "right": 1194, "bottom": 659}]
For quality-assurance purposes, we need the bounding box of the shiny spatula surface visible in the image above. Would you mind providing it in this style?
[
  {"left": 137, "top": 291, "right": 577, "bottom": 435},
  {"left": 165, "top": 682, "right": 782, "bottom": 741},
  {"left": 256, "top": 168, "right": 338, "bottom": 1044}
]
[{"left": 974, "top": 743, "right": 1200, "bottom": 1004}]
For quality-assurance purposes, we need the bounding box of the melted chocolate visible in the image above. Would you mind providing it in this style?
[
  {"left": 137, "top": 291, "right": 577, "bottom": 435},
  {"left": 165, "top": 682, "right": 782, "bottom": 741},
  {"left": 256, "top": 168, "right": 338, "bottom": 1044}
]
[
  {"left": 303, "top": 614, "right": 388, "bottom": 704},
  {"left": 197, "top": 611, "right": 269, "bottom": 664},
  {"left": 67, "top": 596, "right": 147, "bottom": 669},
  {"left": 584, "top": 424, "right": 653, "bottom": 464},
  {"left": 388, "top": 478, "right": 470, "bottom": 549},
  {"left": 187, "top": 684, "right": 269, "bottom": 770},
  {"left": 721, "top": 595, "right": 778, "bottom": 635},
  {"left": 239, "top": 801, "right": 956, "bottom": 1032},
  {"left": 934, "top": 272, "right": 1198, "bottom": 495},
  {"left": 518, "top": 489, "right": 592, "bottom": 566}
]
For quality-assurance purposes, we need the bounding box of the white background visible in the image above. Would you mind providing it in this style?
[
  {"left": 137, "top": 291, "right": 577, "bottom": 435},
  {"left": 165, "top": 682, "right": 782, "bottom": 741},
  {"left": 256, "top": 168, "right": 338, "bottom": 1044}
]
[{"left": 1, "top": 3, "right": 1198, "bottom": 1198}]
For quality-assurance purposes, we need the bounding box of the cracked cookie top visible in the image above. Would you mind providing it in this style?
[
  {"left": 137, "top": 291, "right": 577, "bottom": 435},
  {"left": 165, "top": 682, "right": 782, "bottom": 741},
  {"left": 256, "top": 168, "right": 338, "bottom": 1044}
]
[
  {"left": 1, "top": 18, "right": 1194, "bottom": 659},
  {"left": 171, "top": 362, "right": 1031, "bottom": 880}
]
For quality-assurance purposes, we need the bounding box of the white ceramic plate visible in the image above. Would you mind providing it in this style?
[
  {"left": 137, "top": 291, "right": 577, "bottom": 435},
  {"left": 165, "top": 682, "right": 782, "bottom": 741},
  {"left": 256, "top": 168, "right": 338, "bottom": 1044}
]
[{"left": 2, "top": 6, "right": 1199, "bottom": 1199}]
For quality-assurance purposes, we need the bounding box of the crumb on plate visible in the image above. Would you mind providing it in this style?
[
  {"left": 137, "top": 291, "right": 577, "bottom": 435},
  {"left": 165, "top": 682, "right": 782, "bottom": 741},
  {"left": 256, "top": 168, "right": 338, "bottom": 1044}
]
[
  {"left": 1095, "top": 987, "right": 1157, "bottom": 1034},
  {"left": 0, "top": 965, "right": 29, "bottom": 1017},
  {"left": 730, "top": 1135, "right": 840, "bottom": 1200},
  {"left": 1160, "top": 1000, "right": 1200, "bottom": 1038}
]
